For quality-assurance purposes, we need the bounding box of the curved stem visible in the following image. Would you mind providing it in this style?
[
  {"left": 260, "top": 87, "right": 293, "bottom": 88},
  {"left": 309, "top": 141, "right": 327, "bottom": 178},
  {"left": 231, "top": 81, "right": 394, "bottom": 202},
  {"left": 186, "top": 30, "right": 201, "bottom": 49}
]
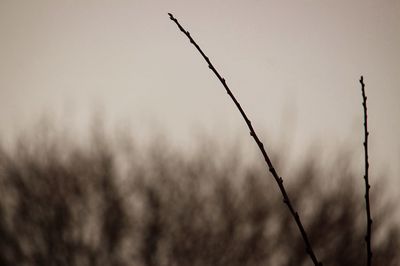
[{"left": 168, "top": 13, "right": 322, "bottom": 266}]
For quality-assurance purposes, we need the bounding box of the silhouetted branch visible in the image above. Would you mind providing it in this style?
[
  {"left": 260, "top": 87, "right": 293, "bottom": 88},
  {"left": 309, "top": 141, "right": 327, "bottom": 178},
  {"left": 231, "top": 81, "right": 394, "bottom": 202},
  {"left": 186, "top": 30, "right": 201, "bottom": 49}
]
[
  {"left": 360, "top": 76, "right": 372, "bottom": 266},
  {"left": 168, "top": 13, "right": 322, "bottom": 266}
]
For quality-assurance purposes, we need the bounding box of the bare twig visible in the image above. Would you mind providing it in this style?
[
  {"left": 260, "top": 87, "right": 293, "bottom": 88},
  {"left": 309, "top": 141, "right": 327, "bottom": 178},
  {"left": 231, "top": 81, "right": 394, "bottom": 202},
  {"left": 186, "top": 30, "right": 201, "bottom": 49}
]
[
  {"left": 360, "top": 76, "right": 372, "bottom": 266},
  {"left": 168, "top": 13, "right": 322, "bottom": 266}
]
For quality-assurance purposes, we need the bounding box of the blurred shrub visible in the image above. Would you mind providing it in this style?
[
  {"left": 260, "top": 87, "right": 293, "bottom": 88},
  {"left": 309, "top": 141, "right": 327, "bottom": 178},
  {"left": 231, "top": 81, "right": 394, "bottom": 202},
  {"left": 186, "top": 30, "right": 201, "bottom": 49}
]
[{"left": 0, "top": 128, "right": 398, "bottom": 266}]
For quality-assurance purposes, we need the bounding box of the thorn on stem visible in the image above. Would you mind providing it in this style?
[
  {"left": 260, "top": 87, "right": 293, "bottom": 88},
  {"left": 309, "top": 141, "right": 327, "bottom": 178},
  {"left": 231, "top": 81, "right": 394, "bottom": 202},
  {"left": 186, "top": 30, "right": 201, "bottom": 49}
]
[
  {"left": 283, "top": 198, "right": 288, "bottom": 204},
  {"left": 269, "top": 167, "right": 274, "bottom": 172}
]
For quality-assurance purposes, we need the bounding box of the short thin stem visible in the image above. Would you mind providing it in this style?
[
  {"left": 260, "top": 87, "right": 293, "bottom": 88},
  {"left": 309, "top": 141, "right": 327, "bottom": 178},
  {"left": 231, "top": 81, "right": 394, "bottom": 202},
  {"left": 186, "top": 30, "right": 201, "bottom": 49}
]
[
  {"left": 360, "top": 76, "right": 372, "bottom": 266},
  {"left": 168, "top": 13, "right": 322, "bottom": 266}
]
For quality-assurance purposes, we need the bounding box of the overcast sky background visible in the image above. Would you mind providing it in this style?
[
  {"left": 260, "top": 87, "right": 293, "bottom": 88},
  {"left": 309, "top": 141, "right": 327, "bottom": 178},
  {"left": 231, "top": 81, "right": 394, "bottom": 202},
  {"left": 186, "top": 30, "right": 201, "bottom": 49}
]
[{"left": 0, "top": 1, "right": 399, "bottom": 189}]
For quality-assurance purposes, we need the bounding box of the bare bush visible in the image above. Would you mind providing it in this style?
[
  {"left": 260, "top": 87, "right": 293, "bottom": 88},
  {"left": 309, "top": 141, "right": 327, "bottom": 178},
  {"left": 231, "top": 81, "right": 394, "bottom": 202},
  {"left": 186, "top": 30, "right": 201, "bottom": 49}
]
[{"left": 0, "top": 130, "right": 398, "bottom": 265}]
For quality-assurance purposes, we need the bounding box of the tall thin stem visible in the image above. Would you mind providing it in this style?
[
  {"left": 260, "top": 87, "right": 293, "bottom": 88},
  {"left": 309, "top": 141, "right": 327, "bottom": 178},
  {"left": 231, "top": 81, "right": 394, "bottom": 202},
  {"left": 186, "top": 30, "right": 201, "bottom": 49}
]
[
  {"left": 360, "top": 76, "right": 372, "bottom": 266},
  {"left": 168, "top": 13, "right": 322, "bottom": 266}
]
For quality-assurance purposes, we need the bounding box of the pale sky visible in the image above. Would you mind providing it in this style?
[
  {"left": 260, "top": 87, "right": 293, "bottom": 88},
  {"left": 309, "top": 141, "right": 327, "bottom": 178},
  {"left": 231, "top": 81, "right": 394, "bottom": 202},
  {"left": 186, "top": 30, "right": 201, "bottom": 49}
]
[{"left": 0, "top": 1, "right": 399, "bottom": 188}]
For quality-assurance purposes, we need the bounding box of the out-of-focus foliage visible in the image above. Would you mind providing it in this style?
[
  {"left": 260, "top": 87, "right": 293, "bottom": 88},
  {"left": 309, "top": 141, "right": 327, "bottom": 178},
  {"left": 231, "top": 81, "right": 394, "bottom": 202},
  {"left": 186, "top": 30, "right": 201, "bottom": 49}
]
[{"left": 0, "top": 128, "right": 398, "bottom": 266}]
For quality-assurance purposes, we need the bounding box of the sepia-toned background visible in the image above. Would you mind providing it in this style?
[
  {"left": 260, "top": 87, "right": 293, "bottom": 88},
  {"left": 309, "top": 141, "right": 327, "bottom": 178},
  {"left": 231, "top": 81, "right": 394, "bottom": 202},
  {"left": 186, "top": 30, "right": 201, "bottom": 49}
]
[{"left": 1, "top": 0, "right": 399, "bottom": 187}]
